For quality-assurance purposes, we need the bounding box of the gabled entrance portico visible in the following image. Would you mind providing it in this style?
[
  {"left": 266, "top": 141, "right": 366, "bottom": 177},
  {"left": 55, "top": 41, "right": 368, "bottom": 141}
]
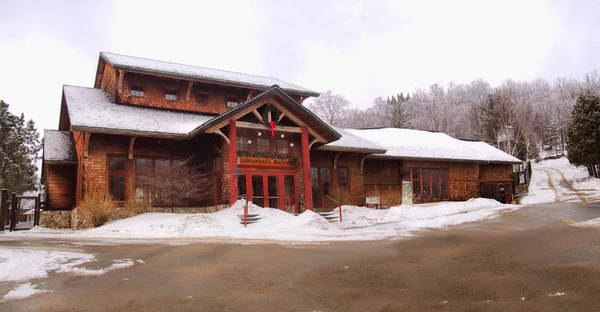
[{"left": 196, "top": 86, "right": 342, "bottom": 211}]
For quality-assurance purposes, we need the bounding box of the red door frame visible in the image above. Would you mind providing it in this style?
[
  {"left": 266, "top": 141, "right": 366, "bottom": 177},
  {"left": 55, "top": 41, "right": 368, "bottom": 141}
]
[{"left": 239, "top": 170, "right": 298, "bottom": 212}]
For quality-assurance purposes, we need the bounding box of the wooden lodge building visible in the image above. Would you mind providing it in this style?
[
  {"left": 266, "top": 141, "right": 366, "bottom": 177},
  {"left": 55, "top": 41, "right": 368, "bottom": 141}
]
[{"left": 42, "top": 52, "right": 522, "bottom": 227}]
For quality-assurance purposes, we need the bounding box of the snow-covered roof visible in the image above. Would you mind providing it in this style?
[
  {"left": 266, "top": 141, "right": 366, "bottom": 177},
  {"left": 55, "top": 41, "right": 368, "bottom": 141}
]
[
  {"left": 63, "top": 85, "right": 213, "bottom": 137},
  {"left": 317, "top": 126, "right": 386, "bottom": 153},
  {"left": 43, "top": 130, "right": 77, "bottom": 163},
  {"left": 325, "top": 128, "right": 522, "bottom": 164},
  {"left": 100, "top": 52, "right": 319, "bottom": 96}
]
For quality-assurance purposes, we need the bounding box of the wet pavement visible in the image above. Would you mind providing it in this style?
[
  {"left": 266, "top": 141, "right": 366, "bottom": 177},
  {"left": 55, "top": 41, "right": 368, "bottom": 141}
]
[{"left": 1, "top": 202, "right": 600, "bottom": 311}]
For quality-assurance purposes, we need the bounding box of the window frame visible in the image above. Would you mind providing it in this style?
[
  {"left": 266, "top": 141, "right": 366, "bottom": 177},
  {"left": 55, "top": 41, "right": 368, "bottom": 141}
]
[
  {"left": 164, "top": 88, "right": 178, "bottom": 101},
  {"left": 257, "top": 138, "right": 271, "bottom": 154},
  {"left": 108, "top": 156, "right": 127, "bottom": 203},
  {"left": 130, "top": 84, "right": 145, "bottom": 97},
  {"left": 236, "top": 136, "right": 249, "bottom": 152},
  {"left": 133, "top": 156, "right": 190, "bottom": 207},
  {"left": 195, "top": 92, "right": 209, "bottom": 105},
  {"left": 226, "top": 96, "right": 238, "bottom": 108},
  {"left": 337, "top": 167, "right": 349, "bottom": 188},
  {"left": 276, "top": 140, "right": 290, "bottom": 155}
]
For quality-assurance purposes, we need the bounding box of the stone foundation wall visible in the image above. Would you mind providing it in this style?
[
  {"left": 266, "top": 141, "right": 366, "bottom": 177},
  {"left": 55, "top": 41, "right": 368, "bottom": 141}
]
[
  {"left": 149, "top": 205, "right": 229, "bottom": 214},
  {"left": 40, "top": 210, "right": 72, "bottom": 229}
]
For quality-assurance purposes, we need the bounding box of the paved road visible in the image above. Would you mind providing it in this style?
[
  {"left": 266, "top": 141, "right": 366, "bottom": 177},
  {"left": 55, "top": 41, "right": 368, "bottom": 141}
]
[{"left": 1, "top": 203, "right": 600, "bottom": 311}]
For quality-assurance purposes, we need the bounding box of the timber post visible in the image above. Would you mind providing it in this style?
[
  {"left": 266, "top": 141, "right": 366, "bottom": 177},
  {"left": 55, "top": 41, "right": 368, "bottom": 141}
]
[
  {"left": 0, "top": 189, "right": 7, "bottom": 232},
  {"left": 10, "top": 193, "right": 17, "bottom": 232},
  {"left": 34, "top": 193, "right": 41, "bottom": 227},
  {"left": 228, "top": 120, "right": 238, "bottom": 206},
  {"left": 301, "top": 126, "right": 313, "bottom": 210}
]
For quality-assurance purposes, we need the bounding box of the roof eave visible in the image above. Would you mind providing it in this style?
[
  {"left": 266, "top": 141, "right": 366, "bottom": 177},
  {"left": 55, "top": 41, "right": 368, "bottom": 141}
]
[
  {"left": 315, "top": 145, "right": 387, "bottom": 154},
  {"left": 70, "top": 125, "right": 191, "bottom": 140},
  {"left": 367, "top": 154, "right": 522, "bottom": 164}
]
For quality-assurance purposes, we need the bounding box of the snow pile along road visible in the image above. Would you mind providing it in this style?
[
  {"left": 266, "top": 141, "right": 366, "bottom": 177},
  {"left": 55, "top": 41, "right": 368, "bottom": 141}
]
[{"left": 10, "top": 198, "right": 518, "bottom": 242}]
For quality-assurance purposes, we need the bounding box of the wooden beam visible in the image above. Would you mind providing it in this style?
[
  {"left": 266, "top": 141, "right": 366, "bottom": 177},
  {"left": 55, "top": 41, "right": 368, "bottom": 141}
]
[
  {"left": 360, "top": 154, "right": 368, "bottom": 172},
  {"left": 236, "top": 121, "right": 302, "bottom": 133},
  {"left": 309, "top": 138, "right": 319, "bottom": 150},
  {"left": 251, "top": 109, "right": 264, "bottom": 124},
  {"left": 269, "top": 101, "right": 328, "bottom": 143},
  {"left": 267, "top": 110, "right": 272, "bottom": 123},
  {"left": 246, "top": 90, "right": 256, "bottom": 101},
  {"left": 333, "top": 152, "right": 342, "bottom": 170},
  {"left": 83, "top": 132, "right": 91, "bottom": 158},
  {"left": 186, "top": 81, "right": 194, "bottom": 101},
  {"left": 117, "top": 70, "right": 125, "bottom": 94},
  {"left": 277, "top": 112, "right": 286, "bottom": 123},
  {"left": 214, "top": 129, "right": 230, "bottom": 145},
  {"left": 128, "top": 136, "right": 137, "bottom": 159}
]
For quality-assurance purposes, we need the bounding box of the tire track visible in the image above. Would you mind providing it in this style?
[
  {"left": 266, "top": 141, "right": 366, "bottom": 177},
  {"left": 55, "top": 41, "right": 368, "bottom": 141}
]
[
  {"left": 539, "top": 169, "right": 561, "bottom": 203},
  {"left": 546, "top": 168, "right": 589, "bottom": 204}
]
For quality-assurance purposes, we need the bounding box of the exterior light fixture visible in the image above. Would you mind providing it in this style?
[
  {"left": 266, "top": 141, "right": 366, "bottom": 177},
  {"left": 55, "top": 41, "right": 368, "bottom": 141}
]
[
  {"left": 280, "top": 134, "right": 285, "bottom": 138},
  {"left": 247, "top": 139, "right": 252, "bottom": 144},
  {"left": 289, "top": 143, "right": 294, "bottom": 147},
  {"left": 257, "top": 132, "right": 262, "bottom": 136}
]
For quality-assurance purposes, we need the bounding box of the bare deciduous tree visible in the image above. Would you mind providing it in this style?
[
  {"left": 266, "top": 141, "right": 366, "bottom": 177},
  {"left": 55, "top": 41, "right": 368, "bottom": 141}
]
[
  {"left": 307, "top": 90, "right": 349, "bottom": 125},
  {"left": 136, "top": 156, "right": 213, "bottom": 212}
]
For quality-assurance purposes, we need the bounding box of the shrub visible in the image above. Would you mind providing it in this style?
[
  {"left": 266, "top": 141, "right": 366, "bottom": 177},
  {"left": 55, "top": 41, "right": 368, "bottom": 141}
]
[
  {"left": 76, "top": 189, "right": 116, "bottom": 228},
  {"left": 122, "top": 198, "right": 153, "bottom": 217}
]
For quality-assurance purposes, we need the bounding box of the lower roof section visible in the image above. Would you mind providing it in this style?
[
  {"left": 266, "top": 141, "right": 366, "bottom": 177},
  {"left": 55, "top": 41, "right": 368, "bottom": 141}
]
[
  {"left": 320, "top": 128, "right": 522, "bottom": 165},
  {"left": 63, "top": 85, "right": 213, "bottom": 138},
  {"left": 43, "top": 130, "right": 77, "bottom": 164}
]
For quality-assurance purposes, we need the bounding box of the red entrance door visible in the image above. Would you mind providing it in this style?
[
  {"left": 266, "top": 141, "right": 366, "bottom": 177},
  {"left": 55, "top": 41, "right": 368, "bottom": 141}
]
[{"left": 238, "top": 171, "right": 297, "bottom": 212}]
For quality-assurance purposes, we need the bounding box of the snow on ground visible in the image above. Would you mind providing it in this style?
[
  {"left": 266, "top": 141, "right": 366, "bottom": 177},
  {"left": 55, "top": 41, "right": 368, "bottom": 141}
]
[
  {"left": 0, "top": 249, "right": 95, "bottom": 282},
  {"left": 521, "top": 157, "right": 600, "bottom": 205},
  {"left": 1, "top": 283, "right": 53, "bottom": 302},
  {"left": 8, "top": 198, "right": 519, "bottom": 242}
]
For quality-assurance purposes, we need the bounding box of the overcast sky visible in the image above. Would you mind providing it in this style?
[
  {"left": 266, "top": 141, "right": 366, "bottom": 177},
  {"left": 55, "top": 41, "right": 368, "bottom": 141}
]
[{"left": 1, "top": 0, "right": 599, "bottom": 133}]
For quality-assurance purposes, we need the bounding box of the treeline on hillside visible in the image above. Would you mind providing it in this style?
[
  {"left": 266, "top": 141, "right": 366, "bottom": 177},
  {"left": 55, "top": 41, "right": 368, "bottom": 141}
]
[{"left": 308, "top": 70, "right": 600, "bottom": 160}]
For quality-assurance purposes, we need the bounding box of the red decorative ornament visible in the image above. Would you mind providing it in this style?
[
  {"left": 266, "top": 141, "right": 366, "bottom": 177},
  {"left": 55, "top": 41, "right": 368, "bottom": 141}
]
[{"left": 269, "top": 121, "right": 276, "bottom": 137}]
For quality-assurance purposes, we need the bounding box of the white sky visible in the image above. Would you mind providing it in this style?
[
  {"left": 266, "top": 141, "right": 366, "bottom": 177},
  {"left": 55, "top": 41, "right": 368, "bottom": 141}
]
[{"left": 1, "top": 0, "right": 599, "bottom": 133}]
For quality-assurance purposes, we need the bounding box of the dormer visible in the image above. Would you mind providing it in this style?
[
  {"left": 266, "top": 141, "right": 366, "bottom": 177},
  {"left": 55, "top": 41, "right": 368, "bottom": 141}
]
[{"left": 93, "top": 52, "right": 319, "bottom": 114}]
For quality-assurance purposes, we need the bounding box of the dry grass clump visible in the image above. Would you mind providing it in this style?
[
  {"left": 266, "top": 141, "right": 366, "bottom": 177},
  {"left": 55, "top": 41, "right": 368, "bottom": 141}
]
[
  {"left": 122, "top": 198, "right": 153, "bottom": 217},
  {"left": 76, "top": 189, "right": 116, "bottom": 227}
]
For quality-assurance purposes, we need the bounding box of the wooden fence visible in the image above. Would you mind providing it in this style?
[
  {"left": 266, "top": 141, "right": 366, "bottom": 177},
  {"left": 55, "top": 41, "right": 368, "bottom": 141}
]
[{"left": 0, "top": 189, "right": 44, "bottom": 232}]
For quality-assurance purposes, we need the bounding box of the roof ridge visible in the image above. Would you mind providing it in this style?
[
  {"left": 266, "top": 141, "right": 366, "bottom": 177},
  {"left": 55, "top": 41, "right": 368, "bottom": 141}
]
[{"left": 101, "top": 51, "right": 286, "bottom": 82}]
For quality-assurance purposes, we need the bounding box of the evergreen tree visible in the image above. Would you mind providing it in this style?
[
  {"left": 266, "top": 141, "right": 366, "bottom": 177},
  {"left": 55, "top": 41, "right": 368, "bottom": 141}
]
[
  {"left": 0, "top": 100, "right": 41, "bottom": 194},
  {"left": 566, "top": 91, "right": 600, "bottom": 171},
  {"left": 388, "top": 93, "right": 410, "bottom": 128}
]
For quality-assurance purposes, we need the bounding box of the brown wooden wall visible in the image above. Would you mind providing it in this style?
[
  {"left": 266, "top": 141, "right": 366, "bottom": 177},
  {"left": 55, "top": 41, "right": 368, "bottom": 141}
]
[
  {"left": 79, "top": 133, "right": 221, "bottom": 207},
  {"left": 479, "top": 164, "right": 514, "bottom": 182},
  {"left": 97, "top": 63, "right": 308, "bottom": 116},
  {"left": 46, "top": 164, "right": 77, "bottom": 209}
]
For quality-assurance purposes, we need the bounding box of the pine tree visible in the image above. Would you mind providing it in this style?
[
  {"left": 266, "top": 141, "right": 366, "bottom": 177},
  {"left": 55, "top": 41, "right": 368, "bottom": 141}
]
[
  {"left": 388, "top": 92, "right": 410, "bottom": 128},
  {"left": 566, "top": 91, "right": 600, "bottom": 172},
  {"left": 0, "top": 100, "right": 41, "bottom": 194}
]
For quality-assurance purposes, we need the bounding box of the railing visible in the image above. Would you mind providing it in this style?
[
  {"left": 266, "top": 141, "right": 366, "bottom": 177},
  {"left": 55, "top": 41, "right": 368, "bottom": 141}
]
[
  {"left": 1, "top": 189, "right": 43, "bottom": 232},
  {"left": 291, "top": 195, "right": 310, "bottom": 214},
  {"left": 238, "top": 194, "right": 250, "bottom": 227},
  {"left": 323, "top": 194, "right": 342, "bottom": 222}
]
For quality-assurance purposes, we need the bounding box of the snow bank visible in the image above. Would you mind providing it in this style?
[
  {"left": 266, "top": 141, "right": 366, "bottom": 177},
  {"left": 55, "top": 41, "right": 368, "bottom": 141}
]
[
  {"left": 1, "top": 283, "right": 53, "bottom": 302},
  {"left": 8, "top": 199, "right": 518, "bottom": 242},
  {"left": 0, "top": 249, "right": 95, "bottom": 282}
]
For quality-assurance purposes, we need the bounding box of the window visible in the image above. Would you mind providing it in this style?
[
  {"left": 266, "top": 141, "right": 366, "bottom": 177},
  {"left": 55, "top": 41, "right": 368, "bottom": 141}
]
[
  {"left": 108, "top": 157, "right": 126, "bottom": 201},
  {"left": 131, "top": 85, "right": 144, "bottom": 97},
  {"left": 134, "top": 157, "right": 189, "bottom": 206},
  {"left": 196, "top": 93, "right": 208, "bottom": 105},
  {"left": 226, "top": 96, "right": 238, "bottom": 108},
  {"left": 165, "top": 89, "right": 178, "bottom": 101},
  {"left": 257, "top": 138, "right": 270, "bottom": 153},
  {"left": 276, "top": 140, "right": 289, "bottom": 154},
  {"left": 337, "top": 167, "right": 349, "bottom": 188},
  {"left": 236, "top": 137, "right": 249, "bottom": 152}
]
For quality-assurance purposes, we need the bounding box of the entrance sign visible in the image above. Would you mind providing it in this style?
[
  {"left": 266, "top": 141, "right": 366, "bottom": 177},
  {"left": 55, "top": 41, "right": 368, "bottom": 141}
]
[
  {"left": 237, "top": 155, "right": 296, "bottom": 169},
  {"left": 402, "top": 181, "right": 413, "bottom": 205}
]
